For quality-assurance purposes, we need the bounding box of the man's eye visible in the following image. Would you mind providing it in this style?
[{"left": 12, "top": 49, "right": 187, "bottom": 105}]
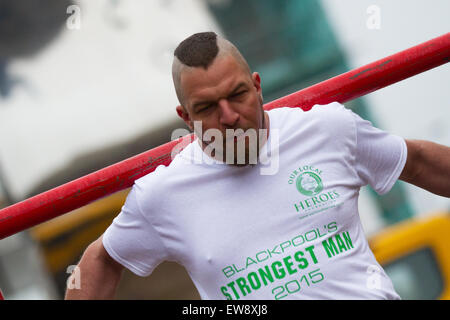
[
  {"left": 198, "top": 104, "right": 212, "bottom": 113},
  {"left": 231, "top": 91, "right": 246, "bottom": 98}
]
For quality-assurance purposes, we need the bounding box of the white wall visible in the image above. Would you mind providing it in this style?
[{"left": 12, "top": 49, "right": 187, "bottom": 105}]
[{"left": 0, "top": 0, "right": 221, "bottom": 199}]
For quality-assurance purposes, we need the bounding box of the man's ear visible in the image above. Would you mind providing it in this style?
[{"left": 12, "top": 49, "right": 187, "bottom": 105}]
[
  {"left": 252, "top": 72, "right": 263, "bottom": 102},
  {"left": 176, "top": 105, "right": 193, "bottom": 131}
]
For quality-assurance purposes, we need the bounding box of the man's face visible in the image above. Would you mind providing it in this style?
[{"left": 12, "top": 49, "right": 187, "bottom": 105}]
[{"left": 177, "top": 54, "right": 267, "bottom": 164}]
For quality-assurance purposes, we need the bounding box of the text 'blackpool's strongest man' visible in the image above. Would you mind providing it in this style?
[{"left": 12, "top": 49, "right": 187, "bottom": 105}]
[{"left": 65, "top": 32, "right": 450, "bottom": 300}]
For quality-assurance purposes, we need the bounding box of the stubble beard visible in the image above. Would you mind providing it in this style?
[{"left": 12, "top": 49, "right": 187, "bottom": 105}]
[
  {"left": 196, "top": 100, "right": 268, "bottom": 166},
  {"left": 219, "top": 107, "right": 267, "bottom": 167}
]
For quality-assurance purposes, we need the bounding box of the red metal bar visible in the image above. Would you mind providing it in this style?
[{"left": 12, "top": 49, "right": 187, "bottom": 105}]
[
  {"left": 0, "top": 288, "right": 4, "bottom": 300},
  {"left": 264, "top": 32, "right": 450, "bottom": 111},
  {"left": 0, "top": 33, "right": 449, "bottom": 239}
]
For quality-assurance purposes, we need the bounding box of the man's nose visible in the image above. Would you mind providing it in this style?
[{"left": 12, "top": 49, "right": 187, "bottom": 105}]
[{"left": 218, "top": 99, "right": 239, "bottom": 127}]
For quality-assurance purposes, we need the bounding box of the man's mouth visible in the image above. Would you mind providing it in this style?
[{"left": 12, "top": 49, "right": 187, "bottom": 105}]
[
  {"left": 226, "top": 131, "right": 246, "bottom": 142},
  {"left": 234, "top": 134, "right": 244, "bottom": 142}
]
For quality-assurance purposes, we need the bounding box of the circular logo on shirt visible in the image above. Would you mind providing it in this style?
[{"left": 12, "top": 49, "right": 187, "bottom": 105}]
[{"left": 296, "top": 172, "right": 323, "bottom": 196}]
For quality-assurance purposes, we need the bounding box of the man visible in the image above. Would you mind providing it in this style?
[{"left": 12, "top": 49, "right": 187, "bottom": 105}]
[{"left": 65, "top": 32, "right": 450, "bottom": 300}]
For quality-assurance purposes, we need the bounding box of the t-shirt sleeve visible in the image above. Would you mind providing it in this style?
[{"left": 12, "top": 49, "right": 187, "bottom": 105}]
[
  {"left": 102, "top": 184, "right": 168, "bottom": 277},
  {"left": 351, "top": 110, "right": 407, "bottom": 195}
]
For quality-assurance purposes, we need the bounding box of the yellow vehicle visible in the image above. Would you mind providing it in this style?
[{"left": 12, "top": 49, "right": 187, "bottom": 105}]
[
  {"left": 29, "top": 188, "right": 201, "bottom": 299},
  {"left": 29, "top": 190, "right": 450, "bottom": 300},
  {"left": 370, "top": 212, "right": 450, "bottom": 300},
  {"left": 29, "top": 189, "right": 132, "bottom": 282}
]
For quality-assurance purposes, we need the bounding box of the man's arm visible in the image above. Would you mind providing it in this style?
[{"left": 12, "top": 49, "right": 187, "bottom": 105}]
[
  {"left": 399, "top": 139, "right": 450, "bottom": 197},
  {"left": 65, "top": 235, "right": 124, "bottom": 300}
]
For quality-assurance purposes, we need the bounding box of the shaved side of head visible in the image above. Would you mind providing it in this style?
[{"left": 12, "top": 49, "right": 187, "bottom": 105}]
[{"left": 172, "top": 32, "right": 252, "bottom": 106}]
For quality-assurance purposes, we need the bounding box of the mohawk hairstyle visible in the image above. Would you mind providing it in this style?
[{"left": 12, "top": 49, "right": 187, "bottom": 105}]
[{"left": 174, "top": 32, "right": 219, "bottom": 69}]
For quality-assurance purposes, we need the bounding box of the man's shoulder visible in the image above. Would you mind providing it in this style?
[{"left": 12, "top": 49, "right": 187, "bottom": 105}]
[
  {"left": 268, "top": 101, "right": 348, "bottom": 117},
  {"left": 268, "top": 102, "right": 352, "bottom": 130},
  {"left": 134, "top": 143, "right": 199, "bottom": 189},
  {"left": 304, "top": 101, "right": 349, "bottom": 117},
  {"left": 130, "top": 162, "right": 182, "bottom": 208},
  {"left": 134, "top": 163, "right": 170, "bottom": 190}
]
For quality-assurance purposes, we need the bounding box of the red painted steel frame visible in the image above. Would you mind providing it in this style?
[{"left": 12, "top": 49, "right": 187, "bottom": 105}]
[{"left": 0, "top": 33, "right": 449, "bottom": 239}]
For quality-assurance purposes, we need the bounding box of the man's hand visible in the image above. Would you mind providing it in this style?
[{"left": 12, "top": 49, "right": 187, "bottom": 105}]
[
  {"left": 399, "top": 139, "right": 450, "bottom": 197},
  {"left": 65, "top": 235, "right": 124, "bottom": 300}
]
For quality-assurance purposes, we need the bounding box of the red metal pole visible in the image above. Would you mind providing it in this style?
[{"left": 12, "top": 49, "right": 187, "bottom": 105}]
[
  {"left": 0, "top": 33, "right": 449, "bottom": 239},
  {"left": 264, "top": 32, "right": 450, "bottom": 111}
]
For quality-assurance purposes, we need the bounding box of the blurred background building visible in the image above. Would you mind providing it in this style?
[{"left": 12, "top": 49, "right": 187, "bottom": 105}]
[{"left": 0, "top": 0, "right": 449, "bottom": 299}]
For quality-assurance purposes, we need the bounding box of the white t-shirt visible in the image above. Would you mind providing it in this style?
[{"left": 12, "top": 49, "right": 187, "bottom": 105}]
[{"left": 103, "top": 102, "right": 406, "bottom": 300}]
